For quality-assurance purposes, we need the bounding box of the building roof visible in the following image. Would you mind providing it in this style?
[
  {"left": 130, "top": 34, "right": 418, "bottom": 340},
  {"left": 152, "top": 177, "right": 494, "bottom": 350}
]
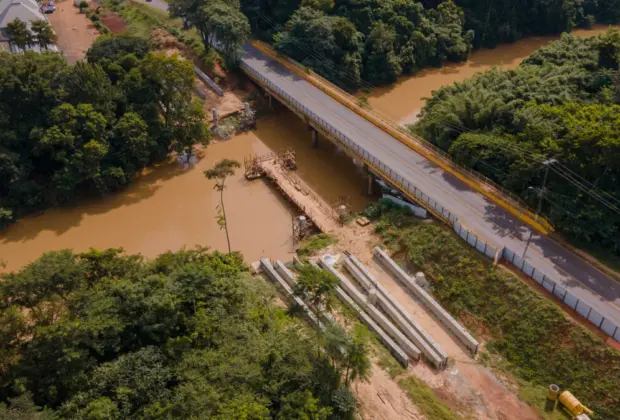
[{"left": 0, "top": 0, "right": 45, "bottom": 32}]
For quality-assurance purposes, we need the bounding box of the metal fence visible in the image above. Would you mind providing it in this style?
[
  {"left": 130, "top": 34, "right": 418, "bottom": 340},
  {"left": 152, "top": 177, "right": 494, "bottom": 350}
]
[
  {"left": 502, "top": 248, "right": 620, "bottom": 341},
  {"left": 241, "top": 61, "right": 620, "bottom": 343}
]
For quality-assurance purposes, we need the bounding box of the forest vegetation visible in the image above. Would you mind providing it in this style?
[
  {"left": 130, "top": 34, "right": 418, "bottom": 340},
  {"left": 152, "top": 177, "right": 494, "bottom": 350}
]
[
  {"left": 0, "top": 36, "right": 209, "bottom": 230},
  {"left": 169, "top": 0, "right": 620, "bottom": 87},
  {"left": 0, "top": 248, "right": 370, "bottom": 418},
  {"left": 414, "top": 31, "right": 620, "bottom": 259},
  {"left": 364, "top": 199, "right": 620, "bottom": 419}
]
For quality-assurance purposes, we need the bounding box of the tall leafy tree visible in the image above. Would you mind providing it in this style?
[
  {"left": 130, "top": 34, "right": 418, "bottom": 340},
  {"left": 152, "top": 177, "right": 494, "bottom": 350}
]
[{"left": 204, "top": 159, "right": 241, "bottom": 253}]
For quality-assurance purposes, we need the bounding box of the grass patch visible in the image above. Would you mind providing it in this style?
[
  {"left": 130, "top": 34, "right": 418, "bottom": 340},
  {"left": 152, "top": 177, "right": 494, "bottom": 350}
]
[
  {"left": 297, "top": 233, "right": 336, "bottom": 256},
  {"left": 398, "top": 376, "right": 459, "bottom": 420},
  {"left": 370, "top": 335, "right": 406, "bottom": 379},
  {"left": 367, "top": 200, "right": 620, "bottom": 419},
  {"left": 106, "top": 0, "right": 217, "bottom": 69}
]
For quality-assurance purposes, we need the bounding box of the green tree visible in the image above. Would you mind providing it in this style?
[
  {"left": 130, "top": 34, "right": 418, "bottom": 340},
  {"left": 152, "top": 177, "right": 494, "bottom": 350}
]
[
  {"left": 170, "top": 0, "right": 250, "bottom": 65},
  {"left": 30, "top": 20, "right": 56, "bottom": 51},
  {"left": 204, "top": 159, "right": 241, "bottom": 253},
  {"left": 274, "top": 7, "right": 363, "bottom": 89},
  {"left": 598, "top": 28, "right": 620, "bottom": 70},
  {"left": 170, "top": 99, "right": 210, "bottom": 161},
  {"left": 112, "top": 112, "right": 153, "bottom": 175},
  {"left": 363, "top": 21, "right": 401, "bottom": 84},
  {"left": 199, "top": 2, "right": 251, "bottom": 65},
  {"left": 6, "top": 19, "right": 33, "bottom": 50},
  {"left": 138, "top": 53, "right": 195, "bottom": 128},
  {"left": 78, "top": 0, "right": 89, "bottom": 13},
  {"left": 293, "top": 264, "right": 338, "bottom": 323}
]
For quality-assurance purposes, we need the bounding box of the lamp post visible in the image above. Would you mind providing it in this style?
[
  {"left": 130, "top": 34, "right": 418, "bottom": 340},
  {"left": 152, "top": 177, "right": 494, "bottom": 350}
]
[{"left": 522, "top": 158, "right": 557, "bottom": 259}]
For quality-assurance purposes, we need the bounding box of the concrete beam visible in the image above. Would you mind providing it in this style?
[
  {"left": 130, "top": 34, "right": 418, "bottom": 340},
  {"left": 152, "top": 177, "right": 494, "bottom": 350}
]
[
  {"left": 373, "top": 248, "right": 479, "bottom": 354},
  {"left": 274, "top": 260, "right": 337, "bottom": 325},
  {"left": 333, "top": 284, "right": 409, "bottom": 367},
  {"left": 320, "top": 257, "right": 421, "bottom": 361},
  {"left": 260, "top": 258, "right": 325, "bottom": 331},
  {"left": 343, "top": 257, "right": 447, "bottom": 370},
  {"left": 346, "top": 255, "right": 447, "bottom": 359}
]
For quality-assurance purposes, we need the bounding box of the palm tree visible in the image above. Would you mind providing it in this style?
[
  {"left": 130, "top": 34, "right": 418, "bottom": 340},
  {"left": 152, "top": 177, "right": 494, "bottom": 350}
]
[
  {"left": 204, "top": 159, "right": 240, "bottom": 253},
  {"left": 30, "top": 20, "right": 57, "bottom": 51},
  {"left": 6, "top": 18, "right": 34, "bottom": 50}
]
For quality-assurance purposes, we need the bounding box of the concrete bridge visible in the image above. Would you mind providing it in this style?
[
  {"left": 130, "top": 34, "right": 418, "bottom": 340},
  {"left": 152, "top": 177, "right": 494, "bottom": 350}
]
[{"left": 142, "top": 0, "right": 620, "bottom": 340}]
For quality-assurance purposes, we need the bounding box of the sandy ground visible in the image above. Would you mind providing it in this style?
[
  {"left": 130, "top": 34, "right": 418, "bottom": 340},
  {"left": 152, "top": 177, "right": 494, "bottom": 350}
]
[
  {"left": 47, "top": 0, "right": 100, "bottom": 63},
  {"left": 323, "top": 222, "right": 539, "bottom": 420},
  {"left": 354, "top": 365, "right": 423, "bottom": 420}
]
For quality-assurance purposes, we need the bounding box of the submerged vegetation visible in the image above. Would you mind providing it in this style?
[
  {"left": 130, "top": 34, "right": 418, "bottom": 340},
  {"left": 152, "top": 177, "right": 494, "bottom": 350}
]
[
  {"left": 0, "top": 248, "right": 368, "bottom": 418},
  {"left": 364, "top": 199, "right": 620, "bottom": 418},
  {"left": 415, "top": 31, "right": 620, "bottom": 259}
]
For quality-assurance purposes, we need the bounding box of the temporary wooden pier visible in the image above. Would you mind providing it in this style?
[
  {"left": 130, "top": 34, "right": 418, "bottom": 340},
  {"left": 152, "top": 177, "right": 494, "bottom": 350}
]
[{"left": 244, "top": 148, "right": 339, "bottom": 237}]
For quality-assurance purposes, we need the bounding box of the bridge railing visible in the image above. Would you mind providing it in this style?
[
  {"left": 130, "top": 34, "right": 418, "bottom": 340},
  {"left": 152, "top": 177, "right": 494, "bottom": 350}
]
[
  {"left": 249, "top": 41, "right": 553, "bottom": 235},
  {"left": 242, "top": 57, "right": 620, "bottom": 343}
]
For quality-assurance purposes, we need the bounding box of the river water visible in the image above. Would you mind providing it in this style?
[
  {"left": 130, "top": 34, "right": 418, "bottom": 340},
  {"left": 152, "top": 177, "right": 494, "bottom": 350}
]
[
  {"left": 0, "top": 111, "right": 367, "bottom": 273},
  {"left": 0, "top": 26, "right": 616, "bottom": 272},
  {"left": 369, "top": 25, "right": 617, "bottom": 124}
]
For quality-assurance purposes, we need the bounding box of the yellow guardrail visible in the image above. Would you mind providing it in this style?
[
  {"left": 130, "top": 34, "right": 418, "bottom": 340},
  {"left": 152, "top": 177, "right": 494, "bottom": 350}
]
[{"left": 250, "top": 40, "right": 553, "bottom": 235}]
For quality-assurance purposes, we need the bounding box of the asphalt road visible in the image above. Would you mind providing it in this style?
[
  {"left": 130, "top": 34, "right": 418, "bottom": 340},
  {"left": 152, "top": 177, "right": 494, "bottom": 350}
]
[{"left": 144, "top": 0, "right": 620, "bottom": 328}]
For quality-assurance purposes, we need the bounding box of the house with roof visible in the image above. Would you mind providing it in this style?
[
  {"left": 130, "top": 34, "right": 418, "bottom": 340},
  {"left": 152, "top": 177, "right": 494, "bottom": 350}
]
[{"left": 0, "top": 0, "right": 58, "bottom": 52}]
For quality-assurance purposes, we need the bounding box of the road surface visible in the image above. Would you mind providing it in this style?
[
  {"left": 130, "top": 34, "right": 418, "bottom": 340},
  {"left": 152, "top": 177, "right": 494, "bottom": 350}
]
[{"left": 144, "top": 0, "right": 620, "bottom": 328}]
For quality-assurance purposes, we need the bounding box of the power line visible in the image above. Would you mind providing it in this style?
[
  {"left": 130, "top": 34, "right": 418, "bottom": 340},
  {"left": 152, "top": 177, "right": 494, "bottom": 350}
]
[{"left": 253, "top": 10, "right": 620, "bottom": 215}]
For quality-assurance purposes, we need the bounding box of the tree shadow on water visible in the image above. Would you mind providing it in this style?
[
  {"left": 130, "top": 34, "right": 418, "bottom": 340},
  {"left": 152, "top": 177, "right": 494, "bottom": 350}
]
[{"left": 0, "top": 159, "right": 188, "bottom": 243}]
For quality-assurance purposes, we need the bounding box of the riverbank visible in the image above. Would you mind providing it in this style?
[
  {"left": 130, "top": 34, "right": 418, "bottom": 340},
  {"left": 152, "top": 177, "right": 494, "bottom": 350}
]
[
  {"left": 369, "top": 25, "right": 619, "bottom": 124},
  {"left": 0, "top": 110, "right": 368, "bottom": 273}
]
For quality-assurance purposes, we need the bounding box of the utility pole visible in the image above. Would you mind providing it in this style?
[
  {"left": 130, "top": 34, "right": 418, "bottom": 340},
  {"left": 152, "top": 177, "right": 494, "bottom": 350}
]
[{"left": 522, "top": 158, "right": 557, "bottom": 259}]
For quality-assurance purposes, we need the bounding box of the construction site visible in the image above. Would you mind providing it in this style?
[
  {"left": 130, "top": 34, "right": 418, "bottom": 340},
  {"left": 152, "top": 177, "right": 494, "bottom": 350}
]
[{"left": 244, "top": 148, "right": 351, "bottom": 243}]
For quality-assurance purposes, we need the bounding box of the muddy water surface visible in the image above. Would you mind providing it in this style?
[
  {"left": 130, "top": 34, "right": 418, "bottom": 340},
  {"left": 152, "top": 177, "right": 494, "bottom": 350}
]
[
  {"left": 369, "top": 25, "right": 619, "bottom": 124},
  {"left": 4, "top": 27, "right": 619, "bottom": 273},
  {"left": 0, "top": 111, "right": 368, "bottom": 273}
]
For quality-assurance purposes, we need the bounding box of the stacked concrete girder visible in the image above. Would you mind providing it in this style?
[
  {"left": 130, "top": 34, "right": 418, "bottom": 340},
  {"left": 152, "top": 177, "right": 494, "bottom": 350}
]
[
  {"left": 343, "top": 255, "right": 448, "bottom": 370},
  {"left": 320, "top": 256, "right": 422, "bottom": 361},
  {"left": 373, "top": 248, "right": 479, "bottom": 354},
  {"left": 347, "top": 255, "right": 447, "bottom": 359},
  {"left": 274, "top": 260, "right": 338, "bottom": 325},
  {"left": 310, "top": 261, "right": 409, "bottom": 367},
  {"left": 260, "top": 258, "right": 325, "bottom": 331}
]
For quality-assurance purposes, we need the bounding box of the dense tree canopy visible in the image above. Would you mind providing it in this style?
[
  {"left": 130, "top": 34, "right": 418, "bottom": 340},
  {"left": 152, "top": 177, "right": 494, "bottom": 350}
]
[
  {"left": 168, "top": 0, "right": 251, "bottom": 65},
  {"left": 231, "top": 0, "right": 618, "bottom": 87},
  {"left": 415, "top": 31, "right": 620, "bottom": 256},
  {"left": 0, "top": 248, "right": 363, "bottom": 418},
  {"left": 0, "top": 35, "right": 209, "bottom": 230}
]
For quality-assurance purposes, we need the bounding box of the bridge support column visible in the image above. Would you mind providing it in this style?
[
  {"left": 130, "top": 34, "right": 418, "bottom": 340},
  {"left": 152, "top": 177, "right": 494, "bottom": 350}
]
[
  {"left": 311, "top": 128, "right": 318, "bottom": 148},
  {"left": 362, "top": 164, "right": 375, "bottom": 196}
]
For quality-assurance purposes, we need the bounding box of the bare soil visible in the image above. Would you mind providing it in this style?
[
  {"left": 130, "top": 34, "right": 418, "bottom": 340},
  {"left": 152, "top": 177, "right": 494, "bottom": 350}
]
[
  {"left": 354, "top": 365, "right": 423, "bottom": 420},
  {"left": 47, "top": 0, "right": 100, "bottom": 63},
  {"left": 101, "top": 13, "right": 126, "bottom": 34},
  {"left": 322, "top": 222, "right": 540, "bottom": 420}
]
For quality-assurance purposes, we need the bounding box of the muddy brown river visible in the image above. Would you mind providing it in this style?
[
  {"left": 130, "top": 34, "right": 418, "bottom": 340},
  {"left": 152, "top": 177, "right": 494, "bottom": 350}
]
[{"left": 1, "top": 26, "right": 616, "bottom": 272}]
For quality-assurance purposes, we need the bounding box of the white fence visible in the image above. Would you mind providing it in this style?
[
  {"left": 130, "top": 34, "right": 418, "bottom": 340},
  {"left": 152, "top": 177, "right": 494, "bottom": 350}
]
[{"left": 502, "top": 248, "right": 620, "bottom": 342}]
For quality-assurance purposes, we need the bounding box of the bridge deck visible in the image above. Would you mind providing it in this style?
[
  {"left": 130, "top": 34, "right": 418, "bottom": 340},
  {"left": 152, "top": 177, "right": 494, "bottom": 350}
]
[
  {"left": 136, "top": 0, "right": 619, "bottom": 329},
  {"left": 242, "top": 43, "right": 620, "bottom": 326}
]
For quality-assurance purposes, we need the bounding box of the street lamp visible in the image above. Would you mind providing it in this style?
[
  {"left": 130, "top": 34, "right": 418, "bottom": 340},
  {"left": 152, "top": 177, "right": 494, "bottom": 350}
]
[{"left": 522, "top": 158, "right": 557, "bottom": 259}]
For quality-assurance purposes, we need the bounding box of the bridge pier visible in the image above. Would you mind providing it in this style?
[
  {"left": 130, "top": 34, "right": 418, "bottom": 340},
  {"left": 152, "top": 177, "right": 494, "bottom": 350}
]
[
  {"left": 311, "top": 128, "right": 318, "bottom": 148},
  {"left": 362, "top": 164, "right": 376, "bottom": 196}
]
